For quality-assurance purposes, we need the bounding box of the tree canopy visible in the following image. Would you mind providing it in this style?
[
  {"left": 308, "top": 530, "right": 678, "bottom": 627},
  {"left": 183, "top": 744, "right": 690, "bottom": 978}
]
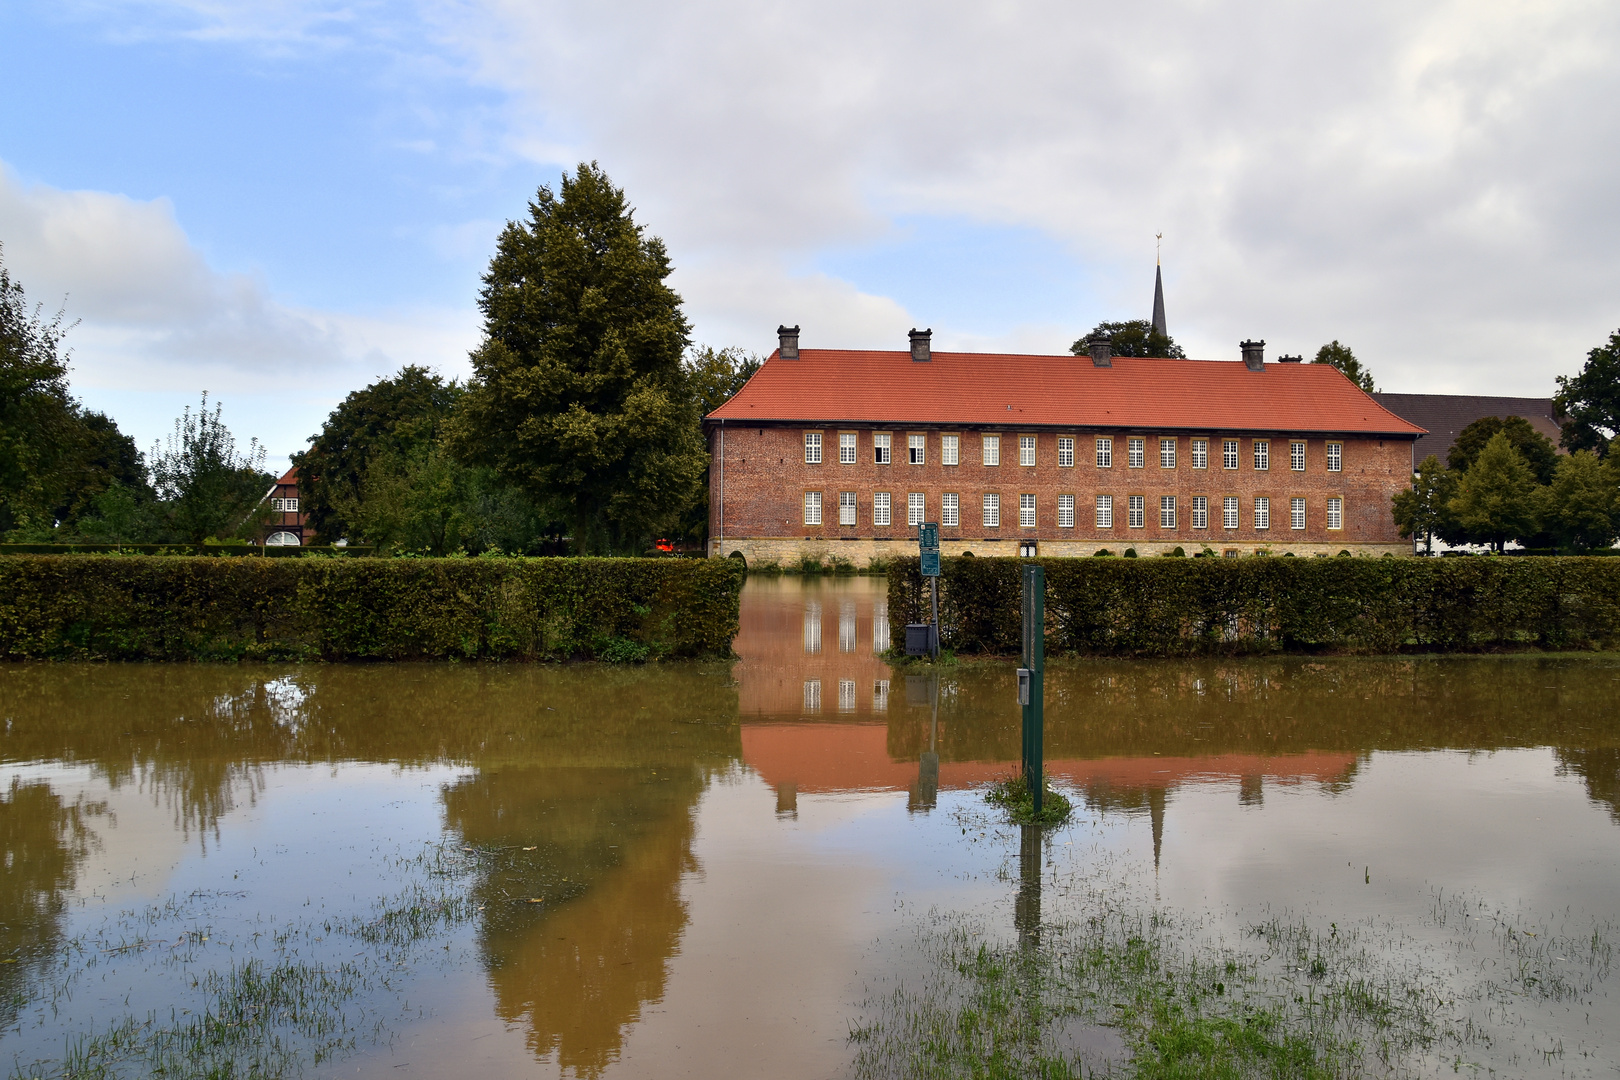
[
  {"left": 1447, "top": 415, "right": 1558, "bottom": 485},
  {"left": 1312, "top": 341, "right": 1376, "bottom": 392},
  {"left": 1069, "top": 320, "right": 1186, "bottom": 359},
  {"left": 1538, "top": 450, "right": 1620, "bottom": 552},
  {"left": 1555, "top": 328, "right": 1620, "bottom": 457},
  {"left": 148, "top": 393, "right": 273, "bottom": 543},
  {"left": 449, "top": 163, "right": 706, "bottom": 554},
  {"left": 1447, "top": 432, "right": 1540, "bottom": 553},
  {"left": 1391, "top": 454, "right": 1456, "bottom": 555}
]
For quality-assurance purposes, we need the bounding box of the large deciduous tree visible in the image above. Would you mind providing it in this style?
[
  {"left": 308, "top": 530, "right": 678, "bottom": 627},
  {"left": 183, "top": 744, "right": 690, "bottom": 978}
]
[
  {"left": 148, "top": 393, "right": 273, "bottom": 542},
  {"left": 1069, "top": 320, "right": 1185, "bottom": 359},
  {"left": 1391, "top": 454, "right": 1456, "bottom": 555},
  {"left": 1447, "top": 432, "right": 1540, "bottom": 553},
  {"left": 1312, "top": 341, "right": 1376, "bottom": 392},
  {"left": 1555, "top": 329, "right": 1620, "bottom": 457},
  {"left": 1448, "top": 415, "right": 1558, "bottom": 485},
  {"left": 1538, "top": 451, "right": 1620, "bottom": 552},
  {"left": 449, "top": 163, "right": 706, "bottom": 554}
]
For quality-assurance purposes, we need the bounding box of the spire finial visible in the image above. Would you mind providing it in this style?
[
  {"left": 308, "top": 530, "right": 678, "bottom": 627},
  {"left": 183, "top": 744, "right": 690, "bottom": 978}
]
[{"left": 1155, "top": 231, "right": 1162, "bottom": 266}]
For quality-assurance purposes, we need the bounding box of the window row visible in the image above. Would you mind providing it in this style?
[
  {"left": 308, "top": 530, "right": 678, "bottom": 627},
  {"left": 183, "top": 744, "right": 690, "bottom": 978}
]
[
  {"left": 270, "top": 497, "right": 300, "bottom": 513},
  {"left": 804, "top": 432, "right": 1343, "bottom": 472},
  {"left": 803, "top": 492, "right": 1346, "bottom": 530}
]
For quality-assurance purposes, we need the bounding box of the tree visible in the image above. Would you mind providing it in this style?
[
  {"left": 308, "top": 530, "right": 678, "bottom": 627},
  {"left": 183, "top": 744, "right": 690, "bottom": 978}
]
[
  {"left": 0, "top": 248, "right": 77, "bottom": 535},
  {"left": 292, "top": 366, "right": 460, "bottom": 543},
  {"left": 1069, "top": 320, "right": 1186, "bottom": 359},
  {"left": 342, "top": 443, "right": 551, "bottom": 556},
  {"left": 685, "top": 345, "right": 762, "bottom": 419},
  {"left": 1555, "top": 328, "right": 1620, "bottom": 457},
  {"left": 1447, "top": 432, "right": 1540, "bottom": 552},
  {"left": 449, "top": 163, "right": 706, "bottom": 554},
  {"left": 1447, "top": 415, "right": 1558, "bottom": 485},
  {"left": 1312, "top": 341, "right": 1376, "bottom": 392},
  {"left": 1391, "top": 454, "right": 1456, "bottom": 555},
  {"left": 149, "top": 393, "right": 273, "bottom": 542},
  {"left": 1538, "top": 450, "right": 1619, "bottom": 552}
]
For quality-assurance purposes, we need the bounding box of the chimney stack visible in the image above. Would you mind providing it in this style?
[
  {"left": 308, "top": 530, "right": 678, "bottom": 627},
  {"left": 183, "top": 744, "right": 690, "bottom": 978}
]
[
  {"left": 1240, "top": 339, "right": 1266, "bottom": 371},
  {"left": 1278, "top": 353, "right": 1303, "bottom": 364},
  {"left": 1088, "top": 332, "right": 1113, "bottom": 368},
  {"left": 909, "top": 328, "right": 932, "bottom": 362},
  {"left": 777, "top": 324, "right": 800, "bottom": 359}
]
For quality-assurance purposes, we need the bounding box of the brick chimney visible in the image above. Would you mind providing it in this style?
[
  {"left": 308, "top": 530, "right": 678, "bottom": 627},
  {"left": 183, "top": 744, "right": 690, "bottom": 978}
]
[
  {"left": 1278, "top": 353, "right": 1303, "bottom": 364},
  {"left": 778, "top": 325, "right": 800, "bottom": 359},
  {"left": 909, "top": 328, "right": 932, "bottom": 362},
  {"left": 1088, "top": 332, "right": 1113, "bottom": 368},
  {"left": 1240, "top": 339, "right": 1266, "bottom": 371}
]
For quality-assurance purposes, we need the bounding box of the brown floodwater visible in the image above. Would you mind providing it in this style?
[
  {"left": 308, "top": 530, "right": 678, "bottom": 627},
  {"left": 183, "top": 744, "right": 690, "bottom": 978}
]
[{"left": 2, "top": 575, "right": 1620, "bottom": 1077}]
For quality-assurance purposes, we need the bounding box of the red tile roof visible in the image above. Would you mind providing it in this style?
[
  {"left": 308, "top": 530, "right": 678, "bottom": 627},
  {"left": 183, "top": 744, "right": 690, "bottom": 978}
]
[{"left": 708, "top": 350, "right": 1426, "bottom": 437}]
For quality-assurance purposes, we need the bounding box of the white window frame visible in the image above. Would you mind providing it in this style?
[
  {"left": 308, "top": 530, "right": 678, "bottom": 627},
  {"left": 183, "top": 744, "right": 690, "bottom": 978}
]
[
  {"left": 1019, "top": 436, "right": 1036, "bottom": 467},
  {"left": 1160, "top": 438, "right": 1176, "bottom": 469},
  {"left": 1191, "top": 495, "right": 1208, "bottom": 529},
  {"left": 909, "top": 433, "right": 926, "bottom": 465},
  {"left": 839, "top": 490, "right": 856, "bottom": 526},
  {"left": 983, "top": 493, "right": 1001, "bottom": 527},
  {"left": 908, "top": 492, "right": 925, "bottom": 526},
  {"left": 1058, "top": 494, "right": 1075, "bottom": 527},
  {"left": 874, "top": 432, "right": 892, "bottom": 465},
  {"left": 1327, "top": 442, "right": 1342, "bottom": 472},
  {"left": 1255, "top": 496, "right": 1271, "bottom": 530},
  {"left": 271, "top": 497, "right": 300, "bottom": 513},
  {"left": 942, "top": 492, "right": 960, "bottom": 527},
  {"left": 1291, "top": 497, "right": 1306, "bottom": 530},
  {"left": 1223, "top": 439, "right": 1239, "bottom": 470},
  {"left": 804, "top": 432, "right": 823, "bottom": 464},
  {"left": 1128, "top": 495, "right": 1145, "bottom": 528},
  {"left": 982, "top": 435, "right": 1000, "bottom": 466},
  {"left": 1254, "top": 440, "right": 1270, "bottom": 471},
  {"left": 873, "top": 491, "right": 892, "bottom": 527},
  {"left": 1327, "top": 496, "right": 1343, "bottom": 530},
  {"left": 1160, "top": 495, "right": 1177, "bottom": 529},
  {"left": 804, "top": 491, "right": 822, "bottom": 524},
  {"left": 1096, "top": 437, "right": 1113, "bottom": 468},
  {"left": 1223, "top": 495, "right": 1239, "bottom": 530},
  {"left": 1057, "top": 437, "right": 1074, "bottom": 468},
  {"left": 942, "top": 434, "right": 960, "bottom": 466},
  {"left": 1290, "top": 441, "right": 1306, "bottom": 472},
  {"left": 1095, "top": 495, "right": 1113, "bottom": 529},
  {"left": 1019, "top": 493, "right": 1036, "bottom": 527},
  {"left": 839, "top": 432, "right": 857, "bottom": 464},
  {"left": 838, "top": 679, "right": 856, "bottom": 713},
  {"left": 1128, "top": 437, "right": 1145, "bottom": 469},
  {"left": 803, "top": 679, "right": 821, "bottom": 712},
  {"left": 1191, "top": 439, "right": 1208, "bottom": 470}
]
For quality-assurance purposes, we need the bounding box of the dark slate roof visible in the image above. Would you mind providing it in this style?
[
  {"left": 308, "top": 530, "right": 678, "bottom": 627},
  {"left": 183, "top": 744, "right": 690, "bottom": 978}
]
[{"left": 1371, "top": 393, "right": 1563, "bottom": 466}]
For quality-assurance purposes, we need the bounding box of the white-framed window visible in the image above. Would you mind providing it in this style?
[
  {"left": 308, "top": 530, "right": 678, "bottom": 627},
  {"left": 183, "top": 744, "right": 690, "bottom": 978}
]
[
  {"left": 266, "top": 530, "right": 301, "bottom": 546},
  {"left": 1327, "top": 496, "right": 1343, "bottom": 530},
  {"left": 1255, "top": 496, "right": 1271, "bottom": 530},
  {"left": 1223, "top": 439, "right": 1239, "bottom": 470},
  {"left": 804, "top": 432, "right": 822, "bottom": 464},
  {"left": 1223, "top": 495, "right": 1239, "bottom": 529},
  {"left": 1160, "top": 495, "right": 1177, "bottom": 529},
  {"left": 1160, "top": 438, "right": 1177, "bottom": 469},
  {"left": 1095, "top": 495, "right": 1114, "bottom": 528},
  {"left": 839, "top": 490, "right": 856, "bottom": 525},
  {"left": 1254, "top": 440, "right": 1270, "bottom": 471},
  {"left": 804, "top": 491, "right": 822, "bottom": 524},
  {"left": 1019, "top": 540, "right": 1038, "bottom": 558},
  {"left": 1128, "top": 438, "right": 1145, "bottom": 468},
  {"left": 982, "top": 435, "right": 1000, "bottom": 466},
  {"left": 1291, "top": 497, "right": 1306, "bottom": 530},
  {"left": 1327, "top": 442, "right": 1342, "bottom": 472},
  {"left": 838, "top": 679, "right": 856, "bottom": 713},
  {"left": 908, "top": 492, "right": 925, "bottom": 526},
  {"left": 1019, "top": 493, "right": 1036, "bottom": 527},
  {"left": 839, "top": 432, "right": 857, "bottom": 464},
  {"left": 873, "top": 491, "right": 891, "bottom": 526},
  {"left": 1096, "top": 437, "right": 1113, "bottom": 468},
  {"left": 271, "top": 497, "right": 299, "bottom": 513},
  {"left": 909, "top": 433, "right": 926, "bottom": 465},
  {"left": 1128, "top": 495, "right": 1145, "bottom": 528},
  {"left": 874, "top": 432, "right": 892, "bottom": 464},
  {"left": 983, "top": 493, "right": 1000, "bottom": 527},
  {"left": 942, "top": 434, "right": 960, "bottom": 466},
  {"left": 1290, "top": 441, "right": 1306, "bottom": 472},
  {"left": 1057, "top": 437, "right": 1074, "bottom": 467},
  {"left": 1191, "top": 495, "right": 1208, "bottom": 529},
  {"left": 1058, "top": 494, "right": 1075, "bottom": 528},
  {"left": 942, "top": 492, "right": 959, "bottom": 527},
  {"left": 873, "top": 680, "right": 890, "bottom": 710},
  {"left": 1191, "top": 439, "right": 1209, "bottom": 470},
  {"left": 803, "top": 679, "right": 821, "bottom": 712},
  {"left": 1019, "top": 436, "right": 1036, "bottom": 466}
]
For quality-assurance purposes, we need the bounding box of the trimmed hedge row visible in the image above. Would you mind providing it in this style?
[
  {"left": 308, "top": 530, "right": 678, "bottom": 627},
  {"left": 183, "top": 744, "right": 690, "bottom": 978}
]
[
  {"left": 889, "top": 556, "right": 1620, "bottom": 655},
  {"left": 0, "top": 556, "right": 745, "bottom": 661}
]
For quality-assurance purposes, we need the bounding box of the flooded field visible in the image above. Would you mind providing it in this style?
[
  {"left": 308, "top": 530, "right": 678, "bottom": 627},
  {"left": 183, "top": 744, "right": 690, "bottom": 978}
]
[{"left": 3, "top": 575, "right": 1620, "bottom": 1077}]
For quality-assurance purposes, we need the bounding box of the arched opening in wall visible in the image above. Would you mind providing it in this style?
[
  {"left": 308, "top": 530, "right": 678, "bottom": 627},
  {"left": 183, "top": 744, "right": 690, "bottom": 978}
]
[
  {"left": 266, "top": 531, "right": 302, "bottom": 547},
  {"left": 728, "top": 551, "right": 746, "bottom": 570}
]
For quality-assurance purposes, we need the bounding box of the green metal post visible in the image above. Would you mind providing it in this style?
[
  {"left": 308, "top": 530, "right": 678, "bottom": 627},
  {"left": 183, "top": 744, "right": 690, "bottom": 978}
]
[{"left": 1021, "top": 564, "right": 1044, "bottom": 815}]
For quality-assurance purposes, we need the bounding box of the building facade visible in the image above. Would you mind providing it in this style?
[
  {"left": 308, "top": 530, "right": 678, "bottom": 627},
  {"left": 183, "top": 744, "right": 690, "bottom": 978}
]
[
  {"left": 262, "top": 467, "right": 308, "bottom": 546},
  {"left": 705, "top": 334, "right": 1424, "bottom": 565}
]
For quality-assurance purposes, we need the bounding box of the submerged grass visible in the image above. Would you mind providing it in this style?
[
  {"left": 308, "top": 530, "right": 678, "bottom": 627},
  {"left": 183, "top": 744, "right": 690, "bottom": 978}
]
[{"left": 986, "top": 774, "right": 1074, "bottom": 826}]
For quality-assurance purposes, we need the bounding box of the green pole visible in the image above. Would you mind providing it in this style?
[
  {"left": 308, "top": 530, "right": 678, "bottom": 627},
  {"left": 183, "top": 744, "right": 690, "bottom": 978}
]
[{"left": 1021, "top": 564, "right": 1044, "bottom": 815}]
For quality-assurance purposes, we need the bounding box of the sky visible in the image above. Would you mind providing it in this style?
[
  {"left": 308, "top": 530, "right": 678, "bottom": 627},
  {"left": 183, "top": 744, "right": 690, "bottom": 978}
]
[{"left": 2, "top": 0, "right": 1618, "bottom": 472}]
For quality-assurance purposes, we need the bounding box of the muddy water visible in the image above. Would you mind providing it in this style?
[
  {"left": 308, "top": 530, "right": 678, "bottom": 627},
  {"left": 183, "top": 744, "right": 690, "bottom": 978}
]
[{"left": 2, "top": 575, "right": 1619, "bottom": 1077}]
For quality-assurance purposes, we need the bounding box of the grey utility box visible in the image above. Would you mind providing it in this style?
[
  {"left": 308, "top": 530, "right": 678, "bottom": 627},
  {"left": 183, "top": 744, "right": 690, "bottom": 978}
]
[{"left": 904, "top": 623, "right": 938, "bottom": 656}]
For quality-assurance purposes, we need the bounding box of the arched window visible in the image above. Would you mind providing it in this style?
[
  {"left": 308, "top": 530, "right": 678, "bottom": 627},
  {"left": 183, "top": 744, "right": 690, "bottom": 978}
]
[{"left": 265, "top": 531, "right": 302, "bottom": 547}]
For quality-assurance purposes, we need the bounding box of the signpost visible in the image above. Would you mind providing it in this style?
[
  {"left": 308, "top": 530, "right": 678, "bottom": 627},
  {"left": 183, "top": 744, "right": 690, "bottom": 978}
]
[
  {"left": 919, "top": 522, "right": 940, "bottom": 659},
  {"left": 1018, "top": 564, "right": 1045, "bottom": 814}
]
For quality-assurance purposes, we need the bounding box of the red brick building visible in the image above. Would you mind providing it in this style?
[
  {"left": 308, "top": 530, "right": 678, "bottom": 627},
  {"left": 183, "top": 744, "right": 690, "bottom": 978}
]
[
  {"left": 704, "top": 330, "right": 1425, "bottom": 564},
  {"left": 261, "top": 467, "right": 308, "bottom": 546}
]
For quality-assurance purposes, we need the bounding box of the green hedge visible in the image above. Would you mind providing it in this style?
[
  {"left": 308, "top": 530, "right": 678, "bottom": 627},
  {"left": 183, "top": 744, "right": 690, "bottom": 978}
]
[
  {"left": 0, "top": 556, "right": 745, "bottom": 661},
  {"left": 0, "top": 544, "right": 373, "bottom": 557},
  {"left": 888, "top": 556, "right": 1620, "bottom": 655}
]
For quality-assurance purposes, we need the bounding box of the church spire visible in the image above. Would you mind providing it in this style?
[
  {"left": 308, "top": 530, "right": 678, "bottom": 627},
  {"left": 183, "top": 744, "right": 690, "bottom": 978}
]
[{"left": 1151, "top": 233, "right": 1167, "bottom": 338}]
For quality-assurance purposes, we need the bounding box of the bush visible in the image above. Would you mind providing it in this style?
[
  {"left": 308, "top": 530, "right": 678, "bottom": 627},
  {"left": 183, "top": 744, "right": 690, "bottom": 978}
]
[
  {"left": 0, "top": 555, "right": 745, "bottom": 661},
  {"left": 887, "top": 556, "right": 1620, "bottom": 655}
]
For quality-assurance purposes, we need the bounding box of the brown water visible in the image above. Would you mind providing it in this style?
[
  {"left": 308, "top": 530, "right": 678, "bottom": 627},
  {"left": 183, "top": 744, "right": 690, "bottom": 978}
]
[{"left": 3, "top": 575, "right": 1620, "bottom": 1077}]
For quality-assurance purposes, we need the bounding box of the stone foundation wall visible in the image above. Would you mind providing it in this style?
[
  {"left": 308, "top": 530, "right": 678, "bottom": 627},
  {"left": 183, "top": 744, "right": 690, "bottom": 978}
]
[{"left": 709, "top": 536, "right": 1411, "bottom": 567}]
